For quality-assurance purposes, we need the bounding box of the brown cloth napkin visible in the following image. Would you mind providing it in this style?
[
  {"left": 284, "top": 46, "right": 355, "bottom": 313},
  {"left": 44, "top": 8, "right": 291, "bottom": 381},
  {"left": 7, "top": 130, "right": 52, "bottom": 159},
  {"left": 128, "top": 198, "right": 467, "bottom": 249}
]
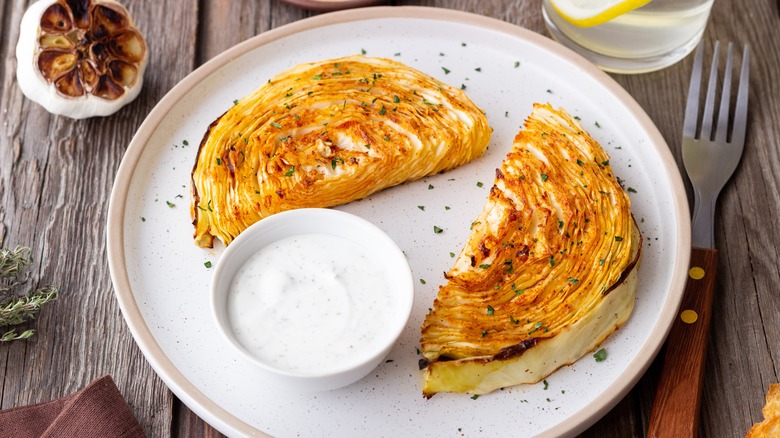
[{"left": 0, "top": 375, "right": 146, "bottom": 438}]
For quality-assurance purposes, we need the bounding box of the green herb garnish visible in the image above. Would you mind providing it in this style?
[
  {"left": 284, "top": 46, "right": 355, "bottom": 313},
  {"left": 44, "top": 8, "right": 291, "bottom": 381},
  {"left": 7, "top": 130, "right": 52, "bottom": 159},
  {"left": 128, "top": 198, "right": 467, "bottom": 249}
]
[{"left": 0, "top": 247, "right": 58, "bottom": 342}]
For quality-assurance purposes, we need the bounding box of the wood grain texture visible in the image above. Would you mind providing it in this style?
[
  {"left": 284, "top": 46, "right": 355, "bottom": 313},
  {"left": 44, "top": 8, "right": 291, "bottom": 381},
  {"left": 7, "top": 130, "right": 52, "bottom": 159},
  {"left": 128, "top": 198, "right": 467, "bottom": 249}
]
[{"left": 0, "top": 0, "right": 778, "bottom": 437}]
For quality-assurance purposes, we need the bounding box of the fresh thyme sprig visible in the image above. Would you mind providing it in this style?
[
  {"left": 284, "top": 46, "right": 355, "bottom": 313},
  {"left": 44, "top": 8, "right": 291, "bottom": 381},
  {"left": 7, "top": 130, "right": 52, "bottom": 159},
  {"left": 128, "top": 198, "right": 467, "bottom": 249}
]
[
  {"left": 0, "top": 246, "right": 58, "bottom": 342},
  {"left": 0, "top": 246, "right": 33, "bottom": 294}
]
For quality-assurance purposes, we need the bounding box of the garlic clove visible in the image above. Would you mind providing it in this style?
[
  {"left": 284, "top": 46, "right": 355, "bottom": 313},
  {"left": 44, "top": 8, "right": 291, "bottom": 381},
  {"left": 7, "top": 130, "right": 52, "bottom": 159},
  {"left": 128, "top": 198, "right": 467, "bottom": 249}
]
[
  {"left": 37, "top": 50, "right": 78, "bottom": 81},
  {"left": 108, "top": 59, "right": 138, "bottom": 87},
  {"left": 16, "top": 0, "right": 148, "bottom": 119},
  {"left": 39, "top": 3, "right": 72, "bottom": 33}
]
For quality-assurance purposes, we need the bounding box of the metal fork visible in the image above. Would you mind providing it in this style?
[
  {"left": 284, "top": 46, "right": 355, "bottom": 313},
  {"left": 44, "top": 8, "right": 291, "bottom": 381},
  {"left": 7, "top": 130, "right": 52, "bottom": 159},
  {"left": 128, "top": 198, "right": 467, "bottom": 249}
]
[{"left": 648, "top": 41, "right": 750, "bottom": 438}]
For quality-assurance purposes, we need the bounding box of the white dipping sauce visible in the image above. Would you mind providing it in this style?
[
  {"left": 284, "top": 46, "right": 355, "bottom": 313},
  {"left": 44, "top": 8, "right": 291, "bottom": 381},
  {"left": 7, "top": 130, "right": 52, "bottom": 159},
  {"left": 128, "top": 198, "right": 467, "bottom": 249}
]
[{"left": 227, "top": 233, "right": 397, "bottom": 374}]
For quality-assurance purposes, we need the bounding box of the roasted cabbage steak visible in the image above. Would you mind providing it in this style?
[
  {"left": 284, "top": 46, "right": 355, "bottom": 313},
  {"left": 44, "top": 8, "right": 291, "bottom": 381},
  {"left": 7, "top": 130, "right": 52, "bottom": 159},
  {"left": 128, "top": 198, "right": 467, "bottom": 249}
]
[
  {"left": 191, "top": 55, "right": 491, "bottom": 247},
  {"left": 419, "top": 103, "right": 641, "bottom": 397}
]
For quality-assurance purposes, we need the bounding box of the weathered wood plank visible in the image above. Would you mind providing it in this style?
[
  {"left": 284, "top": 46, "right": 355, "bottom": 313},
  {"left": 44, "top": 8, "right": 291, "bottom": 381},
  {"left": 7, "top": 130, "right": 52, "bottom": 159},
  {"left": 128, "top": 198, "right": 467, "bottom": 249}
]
[{"left": 0, "top": 1, "right": 200, "bottom": 437}]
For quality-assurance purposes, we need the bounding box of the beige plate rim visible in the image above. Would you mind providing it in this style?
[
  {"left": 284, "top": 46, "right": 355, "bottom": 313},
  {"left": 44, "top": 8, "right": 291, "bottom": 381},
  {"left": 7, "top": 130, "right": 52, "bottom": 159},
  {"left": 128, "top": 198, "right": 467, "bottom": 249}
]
[{"left": 106, "top": 6, "right": 691, "bottom": 437}]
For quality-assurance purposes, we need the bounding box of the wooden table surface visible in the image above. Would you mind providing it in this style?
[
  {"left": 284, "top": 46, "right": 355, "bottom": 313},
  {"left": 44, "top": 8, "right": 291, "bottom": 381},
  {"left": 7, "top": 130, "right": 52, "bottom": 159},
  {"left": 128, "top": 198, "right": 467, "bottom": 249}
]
[{"left": 1, "top": 0, "right": 778, "bottom": 436}]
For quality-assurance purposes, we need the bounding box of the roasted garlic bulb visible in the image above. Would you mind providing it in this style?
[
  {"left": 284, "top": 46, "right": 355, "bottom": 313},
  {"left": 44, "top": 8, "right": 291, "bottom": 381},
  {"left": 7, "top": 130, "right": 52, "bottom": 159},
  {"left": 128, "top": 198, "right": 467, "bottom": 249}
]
[
  {"left": 16, "top": 0, "right": 148, "bottom": 119},
  {"left": 420, "top": 104, "right": 641, "bottom": 397},
  {"left": 191, "top": 55, "right": 492, "bottom": 248}
]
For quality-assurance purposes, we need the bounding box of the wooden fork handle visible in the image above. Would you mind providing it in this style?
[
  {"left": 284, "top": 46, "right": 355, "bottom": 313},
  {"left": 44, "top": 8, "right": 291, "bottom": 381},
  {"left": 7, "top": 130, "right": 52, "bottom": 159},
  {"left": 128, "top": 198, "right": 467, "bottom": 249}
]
[{"left": 648, "top": 248, "right": 718, "bottom": 438}]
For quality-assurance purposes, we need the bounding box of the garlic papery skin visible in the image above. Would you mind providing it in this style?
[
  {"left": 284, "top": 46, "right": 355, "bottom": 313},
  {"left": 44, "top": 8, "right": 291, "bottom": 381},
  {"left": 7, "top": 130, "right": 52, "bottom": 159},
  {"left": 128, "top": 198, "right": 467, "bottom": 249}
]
[{"left": 16, "top": 0, "right": 148, "bottom": 119}]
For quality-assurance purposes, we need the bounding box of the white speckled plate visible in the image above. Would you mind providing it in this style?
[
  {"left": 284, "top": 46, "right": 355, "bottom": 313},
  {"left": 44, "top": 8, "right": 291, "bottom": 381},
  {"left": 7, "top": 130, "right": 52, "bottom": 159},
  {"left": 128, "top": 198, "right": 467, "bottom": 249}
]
[{"left": 107, "top": 7, "right": 690, "bottom": 438}]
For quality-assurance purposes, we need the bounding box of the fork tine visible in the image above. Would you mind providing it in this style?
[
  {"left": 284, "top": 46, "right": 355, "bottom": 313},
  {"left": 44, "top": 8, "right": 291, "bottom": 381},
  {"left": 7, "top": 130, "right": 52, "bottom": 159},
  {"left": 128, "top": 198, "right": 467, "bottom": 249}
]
[
  {"left": 714, "top": 43, "right": 734, "bottom": 143},
  {"left": 683, "top": 42, "right": 705, "bottom": 139},
  {"left": 730, "top": 44, "right": 751, "bottom": 146},
  {"left": 700, "top": 41, "right": 721, "bottom": 140}
]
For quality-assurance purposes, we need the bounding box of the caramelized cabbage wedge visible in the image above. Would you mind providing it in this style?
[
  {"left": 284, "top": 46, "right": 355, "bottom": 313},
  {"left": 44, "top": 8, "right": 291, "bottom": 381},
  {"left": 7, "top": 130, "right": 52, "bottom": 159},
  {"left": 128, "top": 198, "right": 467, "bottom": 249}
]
[
  {"left": 191, "top": 55, "right": 491, "bottom": 247},
  {"left": 420, "top": 103, "right": 641, "bottom": 397}
]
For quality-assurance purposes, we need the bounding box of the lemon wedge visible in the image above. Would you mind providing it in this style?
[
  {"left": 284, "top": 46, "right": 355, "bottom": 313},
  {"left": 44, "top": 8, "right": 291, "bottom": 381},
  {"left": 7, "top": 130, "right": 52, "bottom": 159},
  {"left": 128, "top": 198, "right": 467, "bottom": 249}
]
[{"left": 549, "top": 0, "right": 652, "bottom": 27}]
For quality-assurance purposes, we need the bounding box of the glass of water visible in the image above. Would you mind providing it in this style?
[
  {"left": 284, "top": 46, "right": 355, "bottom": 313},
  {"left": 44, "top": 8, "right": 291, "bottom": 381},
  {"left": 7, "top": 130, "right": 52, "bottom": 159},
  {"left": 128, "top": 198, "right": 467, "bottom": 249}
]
[{"left": 542, "top": 0, "right": 714, "bottom": 74}]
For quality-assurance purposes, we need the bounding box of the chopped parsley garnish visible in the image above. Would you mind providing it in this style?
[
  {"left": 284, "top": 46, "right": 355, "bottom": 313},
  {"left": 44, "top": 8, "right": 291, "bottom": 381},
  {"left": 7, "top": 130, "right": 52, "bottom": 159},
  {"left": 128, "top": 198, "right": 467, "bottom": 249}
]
[
  {"left": 476, "top": 181, "right": 484, "bottom": 188},
  {"left": 379, "top": 105, "right": 386, "bottom": 115},
  {"left": 442, "top": 67, "right": 451, "bottom": 74},
  {"left": 576, "top": 159, "right": 584, "bottom": 166},
  {"left": 433, "top": 225, "right": 443, "bottom": 234},
  {"left": 445, "top": 206, "right": 451, "bottom": 210},
  {"left": 479, "top": 264, "right": 491, "bottom": 269},
  {"left": 514, "top": 61, "right": 520, "bottom": 68},
  {"left": 481, "top": 330, "right": 487, "bottom": 337},
  {"left": 428, "top": 184, "right": 434, "bottom": 190},
  {"left": 487, "top": 305, "right": 495, "bottom": 315},
  {"left": 204, "top": 261, "right": 212, "bottom": 268},
  {"left": 383, "top": 136, "right": 391, "bottom": 141},
  {"left": 313, "top": 74, "right": 322, "bottom": 80},
  {"left": 233, "top": 99, "right": 238, "bottom": 105},
  {"left": 541, "top": 173, "right": 548, "bottom": 182},
  {"left": 593, "top": 348, "right": 607, "bottom": 362},
  {"left": 270, "top": 122, "right": 282, "bottom": 129},
  {"left": 417, "top": 205, "right": 425, "bottom": 211},
  {"left": 510, "top": 315, "right": 519, "bottom": 324},
  {"left": 182, "top": 140, "right": 189, "bottom": 146},
  {"left": 419, "top": 279, "right": 426, "bottom": 285},
  {"left": 628, "top": 187, "right": 637, "bottom": 193},
  {"left": 595, "top": 121, "right": 601, "bottom": 128},
  {"left": 615, "top": 236, "right": 624, "bottom": 242},
  {"left": 140, "top": 217, "right": 146, "bottom": 222},
  {"left": 568, "top": 277, "right": 580, "bottom": 285},
  {"left": 599, "top": 259, "right": 605, "bottom": 265},
  {"left": 549, "top": 255, "right": 555, "bottom": 266},
  {"left": 474, "top": 67, "right": 481, "bottom": 72},
  {"left": 528, "top": 321, "right": 543, "bottom": 335},
  {"left": 461, "top": 84, "right": 466, "bottom": 90},
  {"left": 393, "top": 95, "right": 400, "bottom": 103},
  {"left": 543, "top": 380, "right": 549, "bottom": 390},
  {"left": 166, "top": 201, "right": 175, "bottom": 208},
  {"left": 331, "top": 157, "right": 344, "bottom": 170},
  {"left": 449, "top": 252, "right": 455, "bottom": 257},
  {"left": 546, "top": 89, "right": 553, "bottom": 94},
  {"left": 216, "top": 157, "right": 222, "bottom": 165},
  {"left": 361, "top": 48, "right": 366, "bottom": 55},
  {"left": 284, "top": 166, "right": 295, "bottom": 177},
  {"left": 602, "top": 160, "right": 610, "bottom": 166}
]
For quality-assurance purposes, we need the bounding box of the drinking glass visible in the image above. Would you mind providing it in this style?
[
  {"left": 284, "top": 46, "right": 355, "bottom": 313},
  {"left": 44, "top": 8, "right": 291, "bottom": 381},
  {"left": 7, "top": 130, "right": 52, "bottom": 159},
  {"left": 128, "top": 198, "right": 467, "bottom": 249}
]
[{"left": 542, "top": 0, "right": 714, "bottom": 74}]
